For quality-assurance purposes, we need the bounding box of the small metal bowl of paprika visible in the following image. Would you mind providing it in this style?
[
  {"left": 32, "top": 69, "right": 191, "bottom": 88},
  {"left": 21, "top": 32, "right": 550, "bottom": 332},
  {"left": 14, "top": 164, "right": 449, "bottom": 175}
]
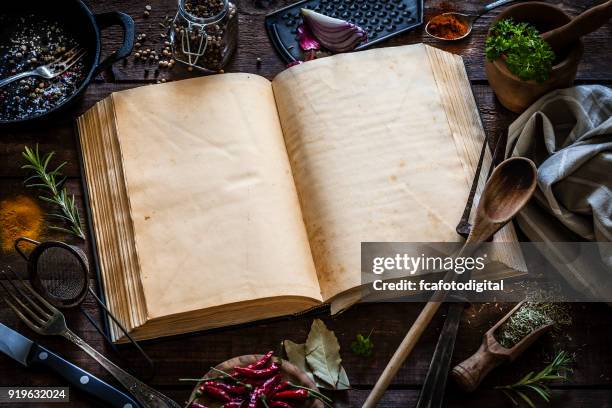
[{"left": 425, "top": 0, "right": 516, "bottom": 41}]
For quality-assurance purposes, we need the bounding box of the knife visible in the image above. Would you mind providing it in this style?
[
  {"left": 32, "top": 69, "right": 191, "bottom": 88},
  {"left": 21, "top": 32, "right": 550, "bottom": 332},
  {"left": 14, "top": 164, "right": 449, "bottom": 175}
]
[
  {"left": 415, "top": 301, "right": 465, "bottom": 408},
  {"left": 0, "top": 323, "right": 140, "bottom": 408}
]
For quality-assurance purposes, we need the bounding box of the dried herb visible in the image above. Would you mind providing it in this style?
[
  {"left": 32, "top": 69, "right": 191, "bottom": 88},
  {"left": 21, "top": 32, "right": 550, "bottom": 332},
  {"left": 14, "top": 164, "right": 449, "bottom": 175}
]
[
  {"left": 22, "top": 145, "right": 85, "bottom": 240},
  {"left": 283, "top": 319, "right": 350, "bottom": 390},
  {"left": 485, "top": 18, "right": 556, "bottom": 83},
  {"left": 350, "top": 330, "right": 374, "bottom": 357},
  {"left": 305, "top": 319, "right": 342, "bottom": 387},
  {"left": 495, "top": 302, "right": 571, "bottom": 349},
  {"left": 495, "top": 350, "right": 573, "bottom": 407},
  {"left": 283, "top": 340, "right": 315, "bottom": 383}
]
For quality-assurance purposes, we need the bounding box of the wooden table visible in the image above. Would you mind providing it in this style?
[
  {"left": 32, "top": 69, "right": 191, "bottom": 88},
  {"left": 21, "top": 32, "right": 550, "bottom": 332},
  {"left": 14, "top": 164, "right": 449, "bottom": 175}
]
[{"left": 1, "top": 1, "right": 611, "bottom": 406}]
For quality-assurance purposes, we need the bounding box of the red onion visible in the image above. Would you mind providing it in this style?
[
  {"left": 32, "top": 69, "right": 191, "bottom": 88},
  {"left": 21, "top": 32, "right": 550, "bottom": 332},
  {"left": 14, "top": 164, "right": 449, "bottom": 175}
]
[
  {"left": 301, "top": 8, "right": 367, "bottom": 53},
  {"left": 297, "top": 24, "right": 320, "bottom": 51}
]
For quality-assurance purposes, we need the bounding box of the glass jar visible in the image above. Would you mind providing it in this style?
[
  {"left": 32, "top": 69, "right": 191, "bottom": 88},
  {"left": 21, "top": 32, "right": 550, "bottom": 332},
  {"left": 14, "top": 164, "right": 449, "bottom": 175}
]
[{"left": 169, "top": 0, "right": 238, "bottom": 73}]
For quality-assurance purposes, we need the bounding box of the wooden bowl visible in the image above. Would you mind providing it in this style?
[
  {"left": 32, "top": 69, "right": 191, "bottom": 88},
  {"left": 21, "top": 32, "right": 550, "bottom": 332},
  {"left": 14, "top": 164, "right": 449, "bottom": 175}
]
[
  {"left": 485, "top": 2, "right": 584, "bottom": 113},
  {"left": 188, "top": 354, "right": 324, "bottom": 408}
]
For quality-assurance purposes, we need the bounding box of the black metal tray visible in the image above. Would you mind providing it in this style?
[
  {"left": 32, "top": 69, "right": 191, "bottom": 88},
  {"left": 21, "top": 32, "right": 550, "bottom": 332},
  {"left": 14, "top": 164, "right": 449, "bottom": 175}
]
[{"left": 265, "top": 0, "right": 424, "bottom": 64}]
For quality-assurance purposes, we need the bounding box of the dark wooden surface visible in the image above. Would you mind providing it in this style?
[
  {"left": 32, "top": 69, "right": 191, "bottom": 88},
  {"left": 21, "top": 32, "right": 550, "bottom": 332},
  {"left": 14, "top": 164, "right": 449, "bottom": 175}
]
[{"left": 1, "top": 1, "right": 611, "bottom": 407}]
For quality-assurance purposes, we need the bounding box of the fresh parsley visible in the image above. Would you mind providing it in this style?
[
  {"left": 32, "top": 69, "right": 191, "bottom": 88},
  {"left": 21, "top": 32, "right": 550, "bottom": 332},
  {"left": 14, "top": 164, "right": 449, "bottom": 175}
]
[
  {"left": 350, "top": 331, "right": 374, "bottom": 357},
  {"left": 485, "top": 18, "right": 556, "bottom": 83}
]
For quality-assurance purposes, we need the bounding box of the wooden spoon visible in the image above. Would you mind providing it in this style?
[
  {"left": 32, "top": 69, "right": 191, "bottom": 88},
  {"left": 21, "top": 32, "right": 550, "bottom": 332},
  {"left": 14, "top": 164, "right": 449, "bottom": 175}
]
[
  {"left": 362, "top": 157, "right": 538, "bottom": 408},
  {"left": 543, "top": 0, "right": 612, "bottom": 54}
]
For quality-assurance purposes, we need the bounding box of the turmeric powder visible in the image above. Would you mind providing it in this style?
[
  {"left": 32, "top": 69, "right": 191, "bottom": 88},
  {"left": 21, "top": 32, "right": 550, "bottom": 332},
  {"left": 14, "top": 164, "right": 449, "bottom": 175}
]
[{"left": 0, "top": 195, "right": 44, "bottom": 252}]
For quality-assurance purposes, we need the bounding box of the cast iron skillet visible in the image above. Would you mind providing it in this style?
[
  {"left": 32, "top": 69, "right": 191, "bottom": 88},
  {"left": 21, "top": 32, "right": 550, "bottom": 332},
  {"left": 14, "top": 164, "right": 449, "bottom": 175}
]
[{"left": 0, "top": 0, "right": 134, "bottom": 127}]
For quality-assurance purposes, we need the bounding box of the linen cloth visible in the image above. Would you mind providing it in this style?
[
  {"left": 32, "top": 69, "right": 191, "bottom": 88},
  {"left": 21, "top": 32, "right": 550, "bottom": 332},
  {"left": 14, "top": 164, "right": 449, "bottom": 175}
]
[{"left": 507, "top": 85, "right": 612, "bottom": 300}]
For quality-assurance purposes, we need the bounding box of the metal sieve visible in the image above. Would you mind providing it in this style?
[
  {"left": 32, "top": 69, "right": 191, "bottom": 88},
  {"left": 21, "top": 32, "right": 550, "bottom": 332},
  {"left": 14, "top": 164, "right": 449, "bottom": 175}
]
[{"left": 14, "top": 237, "right": 154, "bottom": 378}]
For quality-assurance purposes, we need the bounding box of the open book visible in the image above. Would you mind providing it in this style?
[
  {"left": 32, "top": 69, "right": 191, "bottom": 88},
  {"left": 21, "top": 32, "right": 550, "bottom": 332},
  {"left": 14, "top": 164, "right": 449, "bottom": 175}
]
[{"left": 77, "top": 44, "right": 525, "bottom": 342}]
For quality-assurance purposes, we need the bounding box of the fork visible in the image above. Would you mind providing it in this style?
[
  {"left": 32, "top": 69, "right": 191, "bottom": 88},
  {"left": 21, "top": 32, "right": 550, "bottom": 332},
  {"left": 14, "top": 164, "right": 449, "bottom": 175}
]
[
  {"left": 0, "top": 47, "right": 87, "bottom": 88},
  {"left": 0, "top": 268, "right": 180, "bottom": 408}
]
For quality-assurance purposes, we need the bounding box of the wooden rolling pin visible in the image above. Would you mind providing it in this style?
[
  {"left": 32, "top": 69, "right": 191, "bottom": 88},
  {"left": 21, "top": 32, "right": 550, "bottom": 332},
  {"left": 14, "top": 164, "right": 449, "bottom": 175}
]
[{"left": 543, "top": 0, "right": 612, "bottom": 54}]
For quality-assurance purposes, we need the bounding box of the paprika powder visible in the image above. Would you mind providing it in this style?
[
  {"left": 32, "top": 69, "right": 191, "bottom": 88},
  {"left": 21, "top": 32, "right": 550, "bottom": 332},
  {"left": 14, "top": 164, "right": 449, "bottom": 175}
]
[{"left": 427, "top": 14, "right": 469, "bottom": 40}]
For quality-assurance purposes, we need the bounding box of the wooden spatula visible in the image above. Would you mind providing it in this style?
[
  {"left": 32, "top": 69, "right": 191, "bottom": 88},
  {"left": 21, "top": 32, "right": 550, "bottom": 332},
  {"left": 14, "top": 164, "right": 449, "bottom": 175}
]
[{"left": 362, "top": 157, "right": 538, "bottom": 408}]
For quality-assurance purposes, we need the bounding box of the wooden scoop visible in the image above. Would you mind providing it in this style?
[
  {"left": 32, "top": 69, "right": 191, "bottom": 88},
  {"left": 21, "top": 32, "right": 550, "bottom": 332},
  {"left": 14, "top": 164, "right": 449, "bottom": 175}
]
[
  {"left": 451, "top": 300, "right": 554, "bottom": 392},
  {"left": 363, "top": 157, "right": 538, "bottom": 408},
  {"left": 543, "top": 0, "right": 612, "bottom": 54}
]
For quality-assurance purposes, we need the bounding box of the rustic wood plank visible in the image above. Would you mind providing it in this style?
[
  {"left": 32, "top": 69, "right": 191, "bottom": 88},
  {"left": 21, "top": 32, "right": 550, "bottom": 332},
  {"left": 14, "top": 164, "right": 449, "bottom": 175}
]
[
  {"left": 0, "top": 374, "right": 611, "bottom": 407},
  {"left": 83, "top": 0, "right": 612, "bottom": 82},
  {"left": 100, "top": 302, "right": 612, "bottom": 388},
  {"left": 1, "top": 1, "right": 611, "bottom": 407},
  {"left": 341, "top": 389, "right": 612, "bottom": 407},
  {"left": 6, "top": 387, "right": 612, "bottom": 408}
]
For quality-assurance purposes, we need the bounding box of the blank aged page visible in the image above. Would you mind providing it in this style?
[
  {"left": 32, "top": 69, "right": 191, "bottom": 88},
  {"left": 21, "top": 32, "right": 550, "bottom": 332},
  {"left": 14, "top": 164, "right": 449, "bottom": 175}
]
[
  {"left": 272, "top": 44, "right": 471, "bottom": 301},
  {"left": 110, "top": 73, "right": 322, "bottom": 320}
]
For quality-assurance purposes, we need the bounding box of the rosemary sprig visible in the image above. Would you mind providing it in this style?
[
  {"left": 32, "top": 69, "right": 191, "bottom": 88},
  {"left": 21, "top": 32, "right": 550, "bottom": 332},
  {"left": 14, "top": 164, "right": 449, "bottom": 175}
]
[
  {"left": 495, "top": 351, "right": 573, "bottom": 408},
  {"left": 22, "top": 145, "right": 85, "bottom": 240}
]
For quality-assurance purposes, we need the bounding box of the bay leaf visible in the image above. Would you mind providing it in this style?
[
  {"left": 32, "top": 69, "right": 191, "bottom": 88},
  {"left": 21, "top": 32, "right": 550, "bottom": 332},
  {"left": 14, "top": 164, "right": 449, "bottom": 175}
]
[
  {"left": 305, "top": 319, "right": 342, "bottom": 388},
  {"left": 283, "top": 340, "right": 315, "bottom": 382},
  {"left": 313, "top": 365, "right": 350, "bottom": 390},
  {"left": 336, "top": 366, "right": 351, "bottom": 390}
]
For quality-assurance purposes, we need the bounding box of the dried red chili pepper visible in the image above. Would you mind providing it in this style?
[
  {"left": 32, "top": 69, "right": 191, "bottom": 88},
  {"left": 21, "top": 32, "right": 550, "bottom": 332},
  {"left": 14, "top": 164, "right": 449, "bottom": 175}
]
[
  {"left": 198, "top": 384, "right": 232, "bottom": 402},
  {"left": 202, "top": 381, "right": 249, "bottom": 396},
  {"left": 248, "top": 386, "right": 263, "bottom": 408},
  {"left": 233, "top": 362, "right": 280, "bottom": 378},
  {"left": 269, "top": 401, "right": 293, "bottom": 408},
  {"left": 261, "top": 374, "right": 282, "bottom": 398},
  {"left": 247, "top": 351, "right": 274, "bottom": 369},
  {"left": 271, "top": 380, "right": 290, "bottom": 394},
  {"left": 272, "top": 389, "right": 309, "bottom": 400},
  {"left": 230, "top": 351, "right": 275, "bottom": 377},
  {"left": 190, "top": 402, "right": 210, "bottom": 408}
]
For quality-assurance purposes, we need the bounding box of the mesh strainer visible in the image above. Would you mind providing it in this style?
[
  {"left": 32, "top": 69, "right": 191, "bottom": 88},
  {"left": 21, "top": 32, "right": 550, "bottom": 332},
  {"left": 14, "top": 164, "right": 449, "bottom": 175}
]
[
  {"left": 16, "top": 238, "right": 89, "bottom": 308},
  {"left": 15, "top": 237, "right": 153, "bottom": 378}
]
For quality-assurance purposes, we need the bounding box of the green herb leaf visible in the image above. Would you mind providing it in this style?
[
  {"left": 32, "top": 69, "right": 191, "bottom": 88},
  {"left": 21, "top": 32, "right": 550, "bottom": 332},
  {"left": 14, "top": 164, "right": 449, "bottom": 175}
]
[
  {"left": 350, "top": 332, "right": 374, "bottom": 357},
  {"left": 485, "top": 18, "right": 556, "bottom": 83},
  {"left": 21, "top": 145, "right": 85, "bottom": 240},
  {"left": 495, "top": 350, "right": 573, "bottom": 407},
  {"left": 516, "top": 390, "right": 536, "bottom": 408}
]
